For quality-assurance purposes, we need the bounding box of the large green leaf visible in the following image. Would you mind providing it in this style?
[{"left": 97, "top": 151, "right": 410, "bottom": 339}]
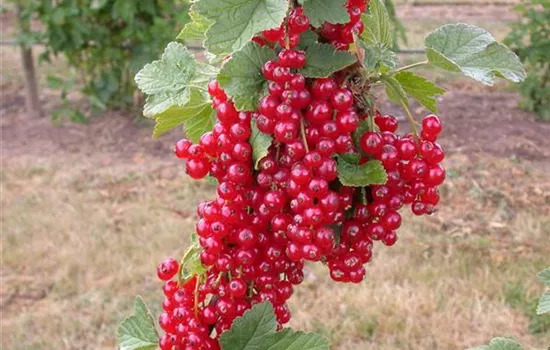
[
  {"left": 220, "top": 302, "right": 329, "bottom": 350},
  {"left": 176, "top": 11, "right": 213, "bottom": 42},
  {"left": 250, "top": 119, "right": 273, "bottom": 170},
  {"left": 301, "top": 0, "right": 350, "bottom": 27},
  {"left": 395, "top": 72, "right": 445, "bottom": 113},
  {"left": 425, "top": 23, "right": 526, "bottom": 86},
  {"left": 195, "top": 0, "right": 287, "bottom": 55},
  {"left": 361, "top": 0, "right": 393, "bottom": 48},
  {"left": 336, "top": 156, "right": 387, "bottom": 187},
  {"left": 466, "top": 337, "right": 523, "bottom": 350},
  {"left": 217, "top": 42, "right": 276, "bottom": 111},
  {"left": 117, "top": 297, "right": 159, "bottom": 350},
  {"left": 152, "top": 88, "right": 215, "bottom": 142},
  {"left": 299, "top": 43, "right": 356, "bottom": 78}
]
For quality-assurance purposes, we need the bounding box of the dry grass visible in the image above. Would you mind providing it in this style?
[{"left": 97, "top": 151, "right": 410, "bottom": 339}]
[{"left": 1, "top": 152, "right": 549, "bottom": 350}]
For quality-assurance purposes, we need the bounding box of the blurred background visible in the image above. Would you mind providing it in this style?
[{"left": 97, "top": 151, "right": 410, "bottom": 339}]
[{"left": 1, "top": 0, "right": 549, "bottom": 349}]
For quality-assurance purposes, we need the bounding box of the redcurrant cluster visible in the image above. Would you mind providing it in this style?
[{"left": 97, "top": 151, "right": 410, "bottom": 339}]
[{"left": 156, "top": 2, "right": 446, "bottom": 348}]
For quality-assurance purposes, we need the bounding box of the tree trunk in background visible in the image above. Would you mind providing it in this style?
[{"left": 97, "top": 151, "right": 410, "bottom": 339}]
[
  {"left": 17, "top": 4, "right": 42, "bottom": 118},
  {"left": 20, "top": 45, "right": 42, "bottom": 118}
]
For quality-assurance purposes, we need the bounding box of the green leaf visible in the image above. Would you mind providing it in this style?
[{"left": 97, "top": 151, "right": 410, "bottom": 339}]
[
  {"left": 220, "top": 302, "right": 329, "bottom": 350},
  {"left": 176, "top": 11, "right": 213, "bottom": 42},
  {"left": 380, "top": 74, "right": 408, "bottom": 106},
  {"left": 395, "top": 72, "right": 445, "bottom": 113},
  {"left": 301, "top": 0, "right": 350, "bottom": 27},
  {"left": 117, "top": 297, "right": 159, "bottom": 350},
  {"left": 537, "top": 291, "right": 550, "bottom": 315},
  {"left": 425, "top": 23, "right": 526, "bottom": 86},
  {"left": 537, "top": 268, "right": 550, "bottom": 287},
  {"left": 361, "top": 0, "right": 393, "bottom": 48},
  {"left": 356, "top": 39, "right": 397, "bottom": 71},
  {"left": 250, "top": 119, "right": 273, "bottom": 170},
  {"left": 195, "top": 0, "right": 287, "bottom": 55},
  {"left": 466, "top": 337, "right": 523, "bottom": 350},
  {"left": 336, "top": 156, "right": 387, "bottom": 187},
  {"left": 299, "top": 43, "right": 356, "bottom": 78},
  {"left": 136, "top": 42, "right": 196, "bottom": 117},
  {"left": 152, "top": 88, "right": 215, "bottom": 142},
  {"left": 217, "top": 42, "right": 276, "bottom": 111}
]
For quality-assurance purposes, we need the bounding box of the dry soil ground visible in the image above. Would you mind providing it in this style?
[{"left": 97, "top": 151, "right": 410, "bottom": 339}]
[{"left": 1, "top": 2, "right": 549, "bottom": 350}]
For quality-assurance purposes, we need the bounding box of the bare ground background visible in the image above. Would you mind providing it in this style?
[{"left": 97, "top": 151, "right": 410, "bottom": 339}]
[{"left": 1, "top": 2, "right": 550, "bottom": 350}]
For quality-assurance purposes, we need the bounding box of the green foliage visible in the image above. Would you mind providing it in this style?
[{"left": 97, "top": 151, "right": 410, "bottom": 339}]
[
  {"left": 23, "top": 0, "right": 189, "bottom": 117},
  {"left": 117, "top": 297, "right": 159, "bottom": 350},
  {"left": 505, "top": 0, "right": 550, "bottom": 121},
  {"left": 219, "top": 302, "right": 329, "bottom": 350}
]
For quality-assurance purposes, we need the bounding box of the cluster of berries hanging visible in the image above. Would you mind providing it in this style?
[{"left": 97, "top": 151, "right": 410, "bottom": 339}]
[{"left": 155, "top": 1, "right": 446, "bottom": 348}]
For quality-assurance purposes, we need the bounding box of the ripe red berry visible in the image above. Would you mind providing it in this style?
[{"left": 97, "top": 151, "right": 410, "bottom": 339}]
[{"left": 157, "top": 258, "right": 179, "bottom": 281}]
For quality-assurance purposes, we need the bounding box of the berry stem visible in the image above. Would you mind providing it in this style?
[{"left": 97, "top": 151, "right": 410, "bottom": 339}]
[
  {"left": 300, "top": 118, "right": 310, "bottom": 153},
  {"left": 393, "top": 60, "right": 429, "bottom": 73},
  {"left": 401, "top": 102, "right": 419, "bottom": 136},
  {"left": 194, "top": 274, "right": 201, "bottom": 318}
]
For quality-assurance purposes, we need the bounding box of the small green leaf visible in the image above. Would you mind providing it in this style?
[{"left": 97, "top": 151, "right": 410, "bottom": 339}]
[
  {"left": 300, "top": 43, "right": 356, "bottom": 78},
  {"left": 195, "top": 0, "right": 287, "bottom": 55},
  {"left": 337, "top": 156, "right": 387, "bottom": 187},
  {"left": 356, "top": 39, "right": 397, "bottom": 71},
  {"left": 425, "top": 23, "right": 526, "bottom": 86},
  {"left": 466, "top": 337, "right": 523, "bottom": 350},
  {"left": 537, "top": 291, "right": 550, "bottom": 315},
  {"left": 151, "top": 88, "right": 215, "bottom": 142},
  {"left": 135, "top": 42, "right": 196, "bottom": 96},
  {"left": 220, "top": 302, "right": 329, "bottom": 350},
  {"left": 217, "top": 42, "right": 276, "bottom": 111},
  {"left": 117, "top": 297, "right": 159, "bottom": 350},
  {"left": 361, "top": 0, "right": 393, "bottom": 48},
  {"left": 395, "top": 72, "right": 445, "bottom": 113},
  {"left": 180, "top": 234, "right": 208, "bottom": 282},
  {"left": 176, "top": 11, "right": 213, "bottom": 42},
  {"left": 135, "top": 42, "right": 204, "bottom": 118},
  {"left": 301, "top": 0, "right": 350, "bottom": 28},
  {"left": 538, "top": 268, "right": 550, "bottom": 287},
  {"left": 250, "top": 119, "right": 273, "bottom": 170},
  {"left": 380, "top": 74, "right": 408, "bottom": 106}
]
